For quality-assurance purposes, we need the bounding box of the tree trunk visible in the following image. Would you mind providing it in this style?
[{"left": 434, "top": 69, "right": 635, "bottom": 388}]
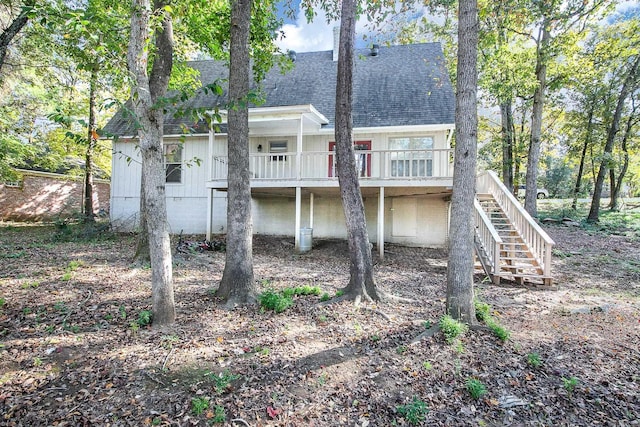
[
  {"left": 83, "top": 67, "right": 98, "bottom": 223},
  {"left": 333, "top": 0, "right": 378, "bottom": 302},
  {"left": 610, "top": 99, "right": 636, "bottom": 211},
  {"left": 571, "top": 105, "right": 594, "bottom": 210},
  {"left": 132, "top": 175, "right": 150, "bottom": 263},
  {"left": 588, "top": 55, "right": 640, "bottom": 222},
  {"left": 500, "top": 100, "right": 514, "bottom": 192},
  {"left": 127, "top": 0, "right": 176, "bottom": 325},
  {"left": 446, "top": 0, "right": 478, "bottom": 325},
  {"left": 0, "top": 0, "right": 32, "bottom": 76},
  {"left": 216, "top": 0, "right": 256, "bottom": 307},
  {"left": 524, "top": 22, "right": 550, "bottom": 218},
  {"left": 608, "top": 169, "right": 616, "bottom": 210}
]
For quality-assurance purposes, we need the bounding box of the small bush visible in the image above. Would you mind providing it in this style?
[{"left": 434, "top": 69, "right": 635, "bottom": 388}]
[
  {"left": 213, "top": 405, "right": 225, "bottom": 423},
  {"left": 137, "top": 310, "right": 152, "bottom": 327},
  {"left": 259, "top": 289, "right": 293, "bottom": 313},
  {"left": 208, "top": 369, "right": 240, "bottom": 394},
  {"left": 439, "top": 315, "right": 468, "bottom": 343},
  {"left": 191, "top": 397, "right": 209, "bottom": 415},
  {"left": 474, "top": 300, "right": 491, "bottom": 322},
  {"left": 466, "top": 378, "right": 487, "bottom": 400},
  {"left": 527, "top": 352, "right": 542, "bottom": 368},
  {"left": 320, "top": 292, "right": 330, "bottom": 302},
  {"left": 396, "top": 396, "right": 428, "bottom": 425},
  {"left": 562, "top": 376, "right": 578, "bottom": 395},
  {"left": 488, "top": 322, "right": 510, "bottom": 342}
]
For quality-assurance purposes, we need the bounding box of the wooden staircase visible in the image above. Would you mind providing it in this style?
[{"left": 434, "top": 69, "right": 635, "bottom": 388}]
[{"left": 474, "top": 172, "right": 554, "bottom": 286}]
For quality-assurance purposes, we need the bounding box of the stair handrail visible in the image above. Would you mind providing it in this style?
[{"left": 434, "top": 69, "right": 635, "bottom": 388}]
[
  {"left": 477, "top": 170, "right": 555, "bottom": 280},
  {"left": 473, "top": 198, "right": 503, "bottom": 276}
]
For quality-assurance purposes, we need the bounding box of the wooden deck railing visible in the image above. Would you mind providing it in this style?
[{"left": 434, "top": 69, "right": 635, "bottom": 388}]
[
  {"left": 210, "top": 148, "right": 454, "bottom": 181},
  {"left": 477, "top": 170, "right": 555, "bottom": 282},
  {"left": 473, "top": 198, "right": 503, "bottom": 277}
]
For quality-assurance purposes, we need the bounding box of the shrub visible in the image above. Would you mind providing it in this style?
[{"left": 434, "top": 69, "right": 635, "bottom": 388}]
[
  {"left": 259, "top": 289, "right": 293, "bottom": 313},
  {"left": 439, "top": 315, "right": 468, "bottom": 343},
  {"left": 466, "top": 378, "right": 487, "bottom": 400},
  {"left": 397, "top": 396, "right": 428, "bottom": 425},
  {"left": 527, "top": 352, "right": 542, "bottom": 368}
]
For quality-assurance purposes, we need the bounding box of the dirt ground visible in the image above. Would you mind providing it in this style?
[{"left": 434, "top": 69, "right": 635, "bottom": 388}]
[{"left": 0, "top": 223, "right": 638, "bottom": 426}]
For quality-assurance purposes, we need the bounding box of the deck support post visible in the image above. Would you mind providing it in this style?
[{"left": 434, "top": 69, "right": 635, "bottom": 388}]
[
  {"left": 309, "top": 192, "right": 314, "bottom": 229},
  {"left": 206, "top": 189, "right": 213, "bottom": 241},
  {"left": 378, "top": 187, "right": 384, "bottom": 260},
  {"left": 295, "top": 186, "right": 301, "bottom": 251}
]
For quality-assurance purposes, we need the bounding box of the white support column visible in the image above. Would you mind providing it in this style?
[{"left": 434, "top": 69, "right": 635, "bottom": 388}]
[
  {"left": 206, "top": 126, "right": 215, "bottom": 240},
  {"left": 296, "top": 117, "right": 303, "bottom": 180},
  {"left": 295, "top": 187, "right": 301, "bottom": 251},
  {"left": 378, "top": 187, "right": 385, "bottom": 260},
  {"left": 206, "top": 189, "right": 213, "bottom": 240},
  {"left": 309, "top": 192, "right": 314, "bottom": 229}
]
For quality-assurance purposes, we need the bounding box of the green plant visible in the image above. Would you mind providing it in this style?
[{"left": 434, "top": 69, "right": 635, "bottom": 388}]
[
  {"left": 396, "top": 345, "right": 408, "bottom": 355},
  {"left": 439, "top": 315, "right": 468, "bottom": 343},
  {"left": 320, "top": 292, "right": 330, "bottom": 302},
  {"left": 474, "top": 300, "right": 491, "bottom": 322},
  {"left": 317, "top": 314, "right": 328, "bottom": 323},
  {"left": 67, "top": 260, "right": 82, "bottom": 271},
  {"left": 208, "top": 369, "right": 240, "bottom": 394},
  {"left": 526, "top": 352, "right": 542, "bottom": 368},
  {"left": 191, "top": 396, "right": 209, "bottom": 415},
  {"left": 161, "top": 334, "right": 179, "bottom": 348},
  {"left": 422, "top": 361, "right": 433, "bottom": 370},
  {"left": 335, "top": 290, "right": 344, "bottom": 297},
  {"left": 33, "top": 357, "right": 43, "bottom": 367},
  {"left": 137, "top": 310, "right": 152, "bottom": 327},
  {"left": 61, "top": 272, "right": 72, "bottom": 281},
  {"left": 119, "top": 305, "right": 127, "bottom": 319},
  {"left": 23, "top": 307, "right": 32, "bottom": 315},
  {"left": 293, "top": 285, "right": 321, "bottom": 296},
  {"left": 488, "top": 322, "right": 510, "bottom": 342},
  {"left": 21, "top": 281, "right": 40, "bottom": 289},
  {"left": 396, "top": 396, "right": 428, "bottom": 425},
  {"left": 151, "top": 417, "right": 162, "bottom": 426},
  {"left": 562, "top": 376, "right": 578, "bottom": 395},
  {"left": 213, "top": 405, "right": 225, "bottom": 423},
  {"left": 0, "top": 297, "right": 5, "bottom": 308},
  {"left": 466, "top": 378, "right": 487, "bottom": 400},
  {"left": 370, "top": 334, "right": 381, "bottom": 342},
  {"left": 54, "top": 301, "right": 68, "bottom": 313},
  {"left": 423, "top": 320, "right": 432, "bottom": 329},
  {"left": 259, "top": 289, "right": 293, "bottom": 313}
]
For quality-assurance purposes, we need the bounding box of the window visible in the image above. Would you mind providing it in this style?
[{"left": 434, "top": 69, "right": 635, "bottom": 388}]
[
  {"left": 164, "top": 143, "right": 183, "bottom": 183},
  {"left": 269, "top": 141, "right": 287, "bottom": 161},
  {"left": 389, "top": 136, "right": 433, "bottom": 177}
]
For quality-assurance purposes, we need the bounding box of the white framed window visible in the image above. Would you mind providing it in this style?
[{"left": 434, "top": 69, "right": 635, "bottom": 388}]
[
  {"left": 269, "top": 141, "right": 287, "bottom": 161},
  {"left": 389, "top": 136, "right": 434, "bottom": 177},
  {"left": 164, "top": 143, "right": 183, "bottom": 183}
]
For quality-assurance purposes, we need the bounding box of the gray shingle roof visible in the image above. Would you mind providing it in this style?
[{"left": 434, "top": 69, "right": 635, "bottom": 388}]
[{"left": 103, "top": 43, "right": 454, "bottom": 137}]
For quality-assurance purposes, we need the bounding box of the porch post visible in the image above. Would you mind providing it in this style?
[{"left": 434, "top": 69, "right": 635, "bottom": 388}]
[
  {"left": 378, "top": 187, "right": 385, "bottom": 260},
  {"left": 206, "top": 125, "right": 215, "bottom": 240},
  {"left": 309, "top": 192, "right": 314, "bottom": 229},
  {"left": 295, "top": 187, "right": 301, "bottom": 251},
  {"left": 206, "top": 189, "right": 212, "bottom": 240},
  {"left": 296, "top": 117, "right": 303, "bottom": 180}
]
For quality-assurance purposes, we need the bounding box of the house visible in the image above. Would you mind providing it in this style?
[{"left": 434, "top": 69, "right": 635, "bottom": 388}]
[
  {"left": 0, "top": 169, "right": 110, "bottom": 222},
  {"left": 105, "top": 40, "right": 554, "bottom": 285}
]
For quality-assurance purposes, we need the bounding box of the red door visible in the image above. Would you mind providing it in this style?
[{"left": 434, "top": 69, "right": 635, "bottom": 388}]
[{"left": 328, "top": 140, "right": 372, "bottom": 177}]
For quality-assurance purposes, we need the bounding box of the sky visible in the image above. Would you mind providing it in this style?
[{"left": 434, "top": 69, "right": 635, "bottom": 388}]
[{"left": 274, "top": 2, "right": 402, "bottom": 53}]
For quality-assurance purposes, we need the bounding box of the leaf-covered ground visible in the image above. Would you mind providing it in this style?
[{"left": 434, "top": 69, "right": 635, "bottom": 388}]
[{"left": 0, "top": 222, "right": 638, "bottom": 426}]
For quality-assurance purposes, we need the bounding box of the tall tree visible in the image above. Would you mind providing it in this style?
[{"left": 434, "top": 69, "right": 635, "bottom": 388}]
[
  {"left": 215, "top": 0, "right": 256, "bottom": 307},
  {"left": 332, "top": 0, "right": 380, "bottom": 302},
  {"left": 588, "top": 53, "right": 640, "bottom": 222},
  {"left": 523, "top": 0, "right": 613, "bottom": 217},
  {"left": 127, "top": 0, "right": 176, "bottom": 325},
  {"left": 0, "top": 0, "right": 35, "bottom": 78},
  {"left": 446, "top": 0, "right": 478, "bottom": 324}
]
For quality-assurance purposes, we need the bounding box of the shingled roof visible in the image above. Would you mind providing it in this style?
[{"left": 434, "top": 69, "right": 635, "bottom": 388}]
[{"left": 103, "top": 43, "right": 455, "bottom": 137}]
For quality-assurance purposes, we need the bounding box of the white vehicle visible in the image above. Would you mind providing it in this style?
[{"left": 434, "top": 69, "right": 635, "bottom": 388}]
[{"left": 517, "top": 185, "right": 549, "bottom": 199}]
